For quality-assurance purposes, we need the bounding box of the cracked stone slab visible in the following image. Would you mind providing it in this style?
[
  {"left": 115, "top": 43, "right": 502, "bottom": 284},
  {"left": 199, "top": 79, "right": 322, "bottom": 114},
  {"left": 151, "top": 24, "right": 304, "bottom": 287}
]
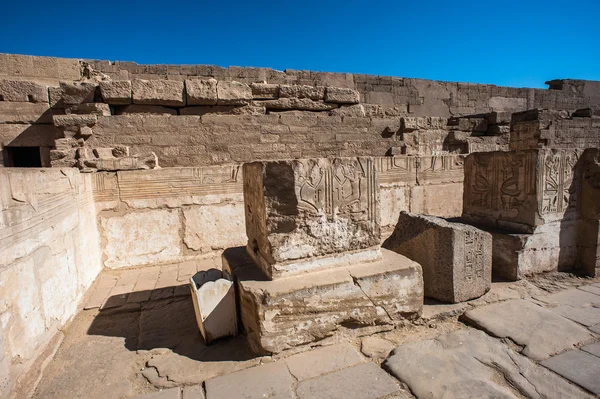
[
  {"left": 590, "top": 324, "right": 600, "bottom": 334},
  {"left": 204, "top": 362, "right": 294, "bottom": 399},
  {"left": 544, "top": 303, "right": 600, "bottom": 327},
  {"left": 296, "top": 362, "right": 401, "bottom": 399},
  {"left": 462, "top": 299, "right": 594, "bottom": 361},
  {"left": 579, "top": 285, "right": 600, "bottom": 296},
  {"left": 535, "top": 288, "right": 600, "bottom": 308},
  {"left": 234, "top": 249, "right": 423, "bottom": 354},
  {"left": 284, "top": 343, "right": 363, "bottom": 381},
  {"left": 384, "top": 329, "right": 594, "bottom": 399},
  {"left": 541, "top": 350, "right": 600, "bottom": 395},
  {"left": 581, "top": 342, "right": 600, "bottom": 358}
]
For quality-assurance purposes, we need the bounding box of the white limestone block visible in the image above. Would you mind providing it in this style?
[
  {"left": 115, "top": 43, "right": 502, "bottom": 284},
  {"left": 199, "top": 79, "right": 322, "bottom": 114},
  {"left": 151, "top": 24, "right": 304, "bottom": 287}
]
[{"left": 190, "top": 270, "right": 237, "bottom": 344}]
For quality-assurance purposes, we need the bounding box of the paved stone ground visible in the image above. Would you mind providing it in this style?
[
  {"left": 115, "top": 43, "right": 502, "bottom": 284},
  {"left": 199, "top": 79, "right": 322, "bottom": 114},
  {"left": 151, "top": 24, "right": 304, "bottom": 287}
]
[{"left": 31, "top": 269, "right": 600, "bottom": 399}]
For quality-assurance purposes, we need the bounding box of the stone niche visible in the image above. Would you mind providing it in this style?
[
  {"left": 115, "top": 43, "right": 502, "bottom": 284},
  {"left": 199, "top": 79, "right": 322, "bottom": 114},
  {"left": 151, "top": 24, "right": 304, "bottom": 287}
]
[{"left": 243, "top": 157, "right": 381, "bottom": 279}]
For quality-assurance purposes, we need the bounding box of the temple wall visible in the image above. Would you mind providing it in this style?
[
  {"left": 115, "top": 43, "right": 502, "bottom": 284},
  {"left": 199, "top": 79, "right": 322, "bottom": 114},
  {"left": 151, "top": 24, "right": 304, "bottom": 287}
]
[
  {"left": 0, "top": 168, "right": 102, "bottom": 398},
  {"left": 91, "top": 155, "right": 464, "bottom": 270}
]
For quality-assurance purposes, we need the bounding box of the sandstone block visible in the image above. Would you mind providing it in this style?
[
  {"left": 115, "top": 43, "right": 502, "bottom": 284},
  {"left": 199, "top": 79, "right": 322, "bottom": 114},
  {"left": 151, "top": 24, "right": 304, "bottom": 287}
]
[
  {"left": 190, "top": 269, "right": 237, "bottom": 343},
  {"left": 257, "top": 98, "right": 337, "bottom": 111},
  {"left": 182, "top": 204, "right": 246, "bottom": 253},
  {"left": 279, "top": 85, "right": 324, "bottom": 100},
  {"left": 229, "top": 248, "right": 423, "bottom": 354},
  {"left": 80, "top": 152, "right": 158, "bottom": 172},
  {"left": 329, "top": 104, "right": 365, "bottom": 117},
  {"left": 250, "top": 83, "right": 279, "bottom": 100},
  {"left": 99, "top": 80, "right": 132, "bottom": 104},
  {"left": 216, "top": 81, "right": 252, "bottom": 105},
  {"left": 384, "top": 212, "right": 491, "bottom": 303},
  {"left": 0, "top": 79, "right": 48, "bottom": 103},
  {"left": 186, "top": 78, "right": 218, "bottom": 105},
  {"left": 463, "top": 149, "right": 582, "bottom": 233},
  {"left": 0, "top": 102, "right": 51, "bottom": 124},
  {"left": 324, "top": 87, "right": 360, "bottom": 104},
  {"left": 59, "top": 81, "right": 97, "bottom": 104},
  {"left": 132, "top": 79, "right": 185, "bottom": 106},
  {"left": 243, "top": 157, "right": 381, "bottom": 279},
  {"left": 116, "top": 105, "right": 177, "bottom": 115},
  {"left": 52, "top": 114, "right": 97, "bottom": 127},
  {"left": 65, "top": 103, "right": 111, "bottom": 116}
]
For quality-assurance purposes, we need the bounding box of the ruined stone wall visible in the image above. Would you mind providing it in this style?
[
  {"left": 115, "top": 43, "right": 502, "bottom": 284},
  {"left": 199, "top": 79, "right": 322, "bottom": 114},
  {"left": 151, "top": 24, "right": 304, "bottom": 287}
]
[
  {"left": 0, "top": 168, "right": 102, "bottom": 398},
  {"left": 90, "top": 155, "right": 464, "bottom": 269}
]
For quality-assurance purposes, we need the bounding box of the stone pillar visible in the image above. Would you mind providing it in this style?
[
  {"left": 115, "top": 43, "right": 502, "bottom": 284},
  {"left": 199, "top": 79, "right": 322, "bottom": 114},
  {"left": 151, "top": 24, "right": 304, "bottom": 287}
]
[
  {"left": 243, "top": 157, "right": 381, "bottom": 279},
  {"left": 578, "top": 148, "right": 600, "bottom": 277}
]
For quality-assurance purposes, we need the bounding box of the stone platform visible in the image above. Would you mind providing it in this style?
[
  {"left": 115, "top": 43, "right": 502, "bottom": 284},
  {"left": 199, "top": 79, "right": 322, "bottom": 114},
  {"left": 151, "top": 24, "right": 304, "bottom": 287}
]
[{"left": 223, "top": 247, "right": 423, "bottom": 354}]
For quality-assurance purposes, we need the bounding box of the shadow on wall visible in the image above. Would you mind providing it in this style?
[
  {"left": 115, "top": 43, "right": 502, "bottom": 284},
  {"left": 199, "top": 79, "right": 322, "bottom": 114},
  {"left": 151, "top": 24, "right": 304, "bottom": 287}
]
[{"left": 86, "top": 282, "right": 254, "bottom": 363}]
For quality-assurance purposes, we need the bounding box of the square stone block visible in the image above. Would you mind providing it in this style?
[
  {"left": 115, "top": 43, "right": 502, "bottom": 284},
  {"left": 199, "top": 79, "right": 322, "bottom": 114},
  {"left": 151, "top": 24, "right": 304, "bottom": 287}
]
[
  {"left": 463, "top": 148, "right": 582, "bottom": 233},
  {"left": 384, "top": 212, "right": 491, "bottom": 303},
  {"left": 243, "top": 157, "right": 381, "bottom": 279},
  {"left": 224, "top": 248, "right": 422, "bottom": 354},
  {"left": 189, "top": 269, "right": 237, "bottom": 344}
]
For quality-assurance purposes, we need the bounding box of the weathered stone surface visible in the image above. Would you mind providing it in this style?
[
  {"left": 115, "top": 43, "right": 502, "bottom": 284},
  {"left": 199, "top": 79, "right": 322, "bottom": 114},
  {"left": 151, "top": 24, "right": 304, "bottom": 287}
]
[
  {"left": 216, "top": 80, "right": 252, "bottom": 105},
  {"left": 80, "top": 152, "right": 158, "bottom": 172},
  {"left": 384, "top": 329, "right": 594, "bottom": 399},
  {"left": 490, "top": 220, "right": 579, "bottom": 280},
  {"left": 59, "top": 81, "right": 97, "bottom": 104},
  {"left": 186, "top": 78, "right": 218, "bottom": 105},
  {"left": 536, "top": 287, "right": 600, "bottom": 308},
  {"left": 182, "top": 385, "right": 205, "bottom": 399},
  {"left": 65, "top": 102, "right": 111, "bottom": 116},
  {"left": 132, "top": 79, "right": 185, "bottom": 106},
  {"left": 190, "top": 270, "right": 237, "bottom": 343},
  {"left": 360, "top": 336, "right": 395, "bottom": 359},
  {"left": 100, "top": 209, "right": 181, "bottom": 268},
  {"left": 541, "top": 350, "right": 600, "bottom": 395},
  {"left": 182, "top": 204, "right": 246, "bottom": 253},
  {"left": 250, "top": 83, "right": 279, "bottom": 100},
  {"left": 582, "top": 342, "right": 600, "bottom": 358},
  {"left": 463, "top": 149, "right": 581, "bottom": 234},
  {"left": 243, "top": 157, "right": 381, "bottom": 279},
  {"left": 99, "top": 80, "right": 132, "bottom": 104},
  {"left": 284, "top": 343, "right": 363, "bottom": 381},
  {"left": 205, "top": 362, "right": 294, "bottom": 399},
  {"left": 329, "top": 104, "right": 365, "bottom": 117},
  {"left": 116, "top": 104, "right": 177, "bottom": 115},
  {"left": 131, "top": 388, "right": 181, "bottom": 399},
  {"left": 257, "top": 97, "right": 337, "bottom": 111},
  {"left": 324, "top": 87, "right": 360, "bottom": 104},
  {"left": 296, "top": 362, "right": 401, "bottom": 399},
  {"left": 231, "top": 249, "right": 422, "bottom": 354},
  {"left": 400, "top": 116, "right": 447, "bottom": 131},
  {"left": 462, "top": 299, "right": 594, "bottom": 360},
  {"left": 384, "top": 212, "right": 492, "bottom": 303},
  {"left": 0, "top": 79, "right": 48, "bottom": 102},
  {"left": 279, "top": 84, "right": 325, "bottom": 100},
  {"left": 0, "top": 102, "right": 51, "bottom": 123}
]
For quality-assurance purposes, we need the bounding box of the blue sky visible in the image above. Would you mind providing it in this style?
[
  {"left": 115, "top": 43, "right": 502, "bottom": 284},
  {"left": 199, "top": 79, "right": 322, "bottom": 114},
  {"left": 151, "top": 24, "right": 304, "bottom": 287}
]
[{"left": 2, "top": 0, "right": 599, "bottom": 88}]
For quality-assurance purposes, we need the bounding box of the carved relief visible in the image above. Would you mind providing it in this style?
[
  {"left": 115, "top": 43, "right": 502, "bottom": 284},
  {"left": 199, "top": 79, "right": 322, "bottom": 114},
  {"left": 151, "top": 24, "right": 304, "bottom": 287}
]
[
  {"left": 467, "top": 152, "right": 535, "bottom": 211},
  {"left": 418, "top": 155, "right": 465, "bottom": 185},
  {"left": 464, "top": 231, "right": 485, "bottom": 282},
  {"left": 294, "top": 158, "right": 375, "bottom": 221},
  {"left": 116, "top": 165, "right": 242, "bottom": 202},
  {"left": 538, "top": 149, "right": 580, "bottom": 214},
  {"left": 374, "top": 156, "right": 416, "bottom": 185}
]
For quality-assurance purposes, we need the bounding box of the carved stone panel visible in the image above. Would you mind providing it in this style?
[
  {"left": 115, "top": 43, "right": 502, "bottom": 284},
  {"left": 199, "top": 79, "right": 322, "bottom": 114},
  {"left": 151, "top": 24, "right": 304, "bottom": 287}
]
[
  {"left": 417, "top": 155, "right": 465, "bottom": 186},
  {"left": 463, "top": 149, "right": 581, "bottom": 233},
  {"left": 243, "top": 157, "right": 381, "bottom": 279},
  {"left": 374, "top": 156, "right": 417, "bottom": 186}
]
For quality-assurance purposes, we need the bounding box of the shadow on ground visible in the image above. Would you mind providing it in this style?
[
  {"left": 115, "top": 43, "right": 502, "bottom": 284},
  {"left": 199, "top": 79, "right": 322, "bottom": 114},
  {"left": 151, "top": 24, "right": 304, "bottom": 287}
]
[{"left": 87, "top": 287, "right": 254, "bottom": 363}]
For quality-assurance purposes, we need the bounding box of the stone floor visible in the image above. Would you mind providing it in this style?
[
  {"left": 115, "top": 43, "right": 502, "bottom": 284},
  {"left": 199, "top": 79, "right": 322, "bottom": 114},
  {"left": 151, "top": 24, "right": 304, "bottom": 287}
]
[{"left": 31, "top": 265, "right": 600, "bottom": 399}]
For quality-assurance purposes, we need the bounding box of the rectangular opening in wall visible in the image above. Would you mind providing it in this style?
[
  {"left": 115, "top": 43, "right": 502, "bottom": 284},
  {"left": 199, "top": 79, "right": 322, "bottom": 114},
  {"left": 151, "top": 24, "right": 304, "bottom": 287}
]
[{"left": 4, "top": 146, "right": 42, "bottom": 167}]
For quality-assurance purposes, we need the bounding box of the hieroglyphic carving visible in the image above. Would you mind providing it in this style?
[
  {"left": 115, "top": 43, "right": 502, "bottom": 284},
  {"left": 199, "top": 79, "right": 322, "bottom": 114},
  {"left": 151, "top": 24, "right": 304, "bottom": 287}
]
[
  {"left": 92, "top": 172, "right": 118, "bottom": 203},
  {"left": 418, "top": 155, "right": 465, "bottom": 185},
  {"left": 293, "top": 158, "right": 376, "bottom": 222},
  {"left": 374, "top": 156, "right": 416, "bottom": 185},
  {"left": 116, "top": 165, "right": 242, "bottom": 201},
  {"left": 464, "top": 231, "right": 485, "bottom": 282},
  {"left": 538, "top": 149, "right": 580, "bottom": 214},
  {"left": 467, "top": 152, "right": 536, "bottom": 211}
]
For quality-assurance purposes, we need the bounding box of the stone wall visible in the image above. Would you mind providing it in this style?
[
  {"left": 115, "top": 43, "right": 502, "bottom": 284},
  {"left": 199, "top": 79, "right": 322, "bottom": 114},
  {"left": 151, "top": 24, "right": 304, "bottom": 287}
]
[
  {"left": 90, "top": 155, "right": 464, "bottom": 269},
  {"left": 0, "top": 168, "right": 102, "bottom": 398}
]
